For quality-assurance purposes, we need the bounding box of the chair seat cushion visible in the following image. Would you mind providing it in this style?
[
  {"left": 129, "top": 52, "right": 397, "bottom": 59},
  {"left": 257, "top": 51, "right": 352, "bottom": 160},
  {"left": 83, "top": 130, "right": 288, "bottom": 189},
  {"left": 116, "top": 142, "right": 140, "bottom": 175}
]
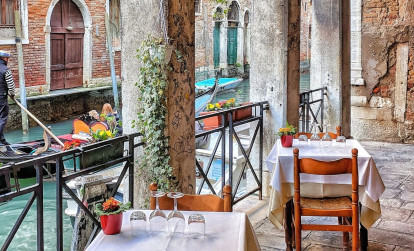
[{"left": 300, "top": 197, "right": 352, "bottom": 210}]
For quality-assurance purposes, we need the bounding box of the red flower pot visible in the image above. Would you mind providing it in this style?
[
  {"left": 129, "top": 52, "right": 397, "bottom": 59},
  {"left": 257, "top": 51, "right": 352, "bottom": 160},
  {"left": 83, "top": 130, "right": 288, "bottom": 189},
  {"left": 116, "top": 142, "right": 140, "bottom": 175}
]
[
  {"left": 281, "top": 135, "right": 294, "bottom": 147},
  {"left": 100, "top": 213, "right": 123, "bottom": 235}
]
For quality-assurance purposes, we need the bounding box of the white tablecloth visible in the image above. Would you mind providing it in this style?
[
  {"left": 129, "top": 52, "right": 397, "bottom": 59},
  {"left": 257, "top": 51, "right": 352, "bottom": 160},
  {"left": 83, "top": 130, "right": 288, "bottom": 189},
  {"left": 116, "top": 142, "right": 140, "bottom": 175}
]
[
  {"left": 86, "top": 210, "right": 260, "bottom": 251},
  {"left": 265, "top": 139, "right": 385, "bottom": 229}
]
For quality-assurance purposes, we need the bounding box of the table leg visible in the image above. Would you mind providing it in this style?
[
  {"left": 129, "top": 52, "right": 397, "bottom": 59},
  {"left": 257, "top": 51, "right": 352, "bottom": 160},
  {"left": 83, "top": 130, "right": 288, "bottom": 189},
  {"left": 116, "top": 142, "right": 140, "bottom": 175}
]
[
  {"left": 284, "top": 200, "right": 293, "bottom": 251},
  {"left": 360, "top": 223, "right": 368, "bottom": 251}
]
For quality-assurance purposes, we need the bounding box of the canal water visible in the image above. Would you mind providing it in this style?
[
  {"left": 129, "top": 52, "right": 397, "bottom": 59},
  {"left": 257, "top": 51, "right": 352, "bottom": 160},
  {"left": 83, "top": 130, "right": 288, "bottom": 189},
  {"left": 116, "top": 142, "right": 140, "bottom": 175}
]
[{"left": 0, "top": 75, "right": 311, "bottom": 250}]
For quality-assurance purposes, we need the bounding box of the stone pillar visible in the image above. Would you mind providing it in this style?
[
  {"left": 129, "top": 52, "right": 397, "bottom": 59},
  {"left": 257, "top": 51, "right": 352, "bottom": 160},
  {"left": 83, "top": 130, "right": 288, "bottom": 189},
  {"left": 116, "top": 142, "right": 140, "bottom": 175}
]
[
  {"left": 310, "top": 0, "right": 351, "bottom": 136},
  {"left": 219, "top": 21, "right": 227, "bottom": 69},
  {"left": 121, "top": 0, "right": 161, "bottom": 207},
  {"left": 167, "top": 0, "right": 196, "bottom": 194},
  {"left": 350, "top": 0, "right": 364, "bottom": 86},
  {"left": 250, "top": 0, "right": 300, "bottom": 196}
]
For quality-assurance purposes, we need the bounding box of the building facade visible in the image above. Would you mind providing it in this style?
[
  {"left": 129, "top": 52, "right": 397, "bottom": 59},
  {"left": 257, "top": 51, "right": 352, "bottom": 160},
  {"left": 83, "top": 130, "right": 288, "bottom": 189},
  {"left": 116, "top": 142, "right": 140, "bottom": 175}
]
[
  {"left": 195, "top": 0, "right": 251, "bottom": 77},
  {"left": 0, "top": 0, "right": 121, "bottom": 96}
]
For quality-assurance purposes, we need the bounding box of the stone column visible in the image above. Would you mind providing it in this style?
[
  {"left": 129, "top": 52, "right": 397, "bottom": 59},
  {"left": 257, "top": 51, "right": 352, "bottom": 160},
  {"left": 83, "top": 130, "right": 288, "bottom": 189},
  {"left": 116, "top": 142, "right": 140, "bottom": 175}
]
[
  {"left": 167, "top": 0, "right": 196, "bottom": 194},
  {"left": 310, "top": 0, "right": 351, "bottom": 136},
  {"left": 121, "top": 0, "right": 161, "bottom": 207},
  {"left": 250, "top": 0, "right": 300, "bottom": 196},
  {"left": 350, "top": 0, "right": 364, "bottom": 86}
]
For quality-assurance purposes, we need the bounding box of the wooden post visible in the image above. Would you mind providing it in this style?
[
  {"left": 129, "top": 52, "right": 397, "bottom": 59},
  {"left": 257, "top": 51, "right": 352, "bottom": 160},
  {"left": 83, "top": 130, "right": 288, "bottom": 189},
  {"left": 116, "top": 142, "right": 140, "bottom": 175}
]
[
  {"left": 14, "top": 10, "right": 29, "bottom": 134},
  {"left": 105, "top": 13, "right": 120, "bottom": 111},
  {"left": 167, "top": 0, "right": 196, "bottom": 194},
  {"left": 341, "top": 0, "right": 351, "bottom": 137}
]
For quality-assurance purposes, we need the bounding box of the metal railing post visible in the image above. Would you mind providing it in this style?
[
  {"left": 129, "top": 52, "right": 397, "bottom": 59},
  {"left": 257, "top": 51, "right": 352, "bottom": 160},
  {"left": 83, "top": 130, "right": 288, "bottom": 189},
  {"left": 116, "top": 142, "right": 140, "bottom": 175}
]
[
  {"left": 221, "top": 113, "right": 226, "bottom": 197},
  {"left": 56, "top": 158, "right": 64, "bottom": 251},
  {"left": 259, "top": 104, "right": 263, "bottom": 200},
  {"left": 228, "top": 110, "right": 234, "bottom": 207},
  {"left": 128, "top": 136, "right": 134, "bottom": 207},
  {"left": 305, "top": 93, "right": 310, "bottom": 132},
  {"left": 35, "top": 164, "right": 44, "bottom": 251},
  {"left": 320, "top": 88, "right": 325, "bottom": 127}
]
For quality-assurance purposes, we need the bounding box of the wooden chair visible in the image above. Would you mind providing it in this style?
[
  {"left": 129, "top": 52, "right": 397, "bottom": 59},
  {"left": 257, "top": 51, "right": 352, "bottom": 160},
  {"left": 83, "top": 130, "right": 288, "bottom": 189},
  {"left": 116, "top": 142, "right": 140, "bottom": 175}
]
[
  {"left": 90, "top": 122, "right": 108, "bottom": 133},
  {"left": 73, "top": 119, "right": 91, "bottom": 134},
  {"left": 293, "top": 148, "right": 359, "bottom": 250},
  {"left": 294, "top": 125, "right": 341, "bottom": 139},
  {"left": 149, "top": 183, "right": 232, "bottom": 212}
]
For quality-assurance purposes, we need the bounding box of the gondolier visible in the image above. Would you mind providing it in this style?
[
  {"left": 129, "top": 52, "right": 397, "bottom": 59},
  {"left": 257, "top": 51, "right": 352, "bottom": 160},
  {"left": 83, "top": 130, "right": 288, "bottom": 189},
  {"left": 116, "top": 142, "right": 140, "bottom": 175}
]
[{"left": 0, "top": 50, "right": 15, "bottom": 145}]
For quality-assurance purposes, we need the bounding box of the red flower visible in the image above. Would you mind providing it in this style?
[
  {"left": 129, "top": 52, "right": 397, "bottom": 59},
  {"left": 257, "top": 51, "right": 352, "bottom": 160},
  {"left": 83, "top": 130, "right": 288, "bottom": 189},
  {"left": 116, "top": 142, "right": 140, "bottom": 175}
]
[
  {"left": 62, "top": 139, "right": 82, "bottom": 151},
  {"left": 102, "top": 197, "right": 120, "bottom": 212}
]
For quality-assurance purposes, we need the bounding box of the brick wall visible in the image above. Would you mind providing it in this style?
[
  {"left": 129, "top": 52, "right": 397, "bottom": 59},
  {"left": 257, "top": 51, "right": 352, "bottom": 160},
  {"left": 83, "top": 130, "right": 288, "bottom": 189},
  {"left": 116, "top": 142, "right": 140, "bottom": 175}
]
[{"left": 0, "top": 0, "right": 121, "bottom": 91}]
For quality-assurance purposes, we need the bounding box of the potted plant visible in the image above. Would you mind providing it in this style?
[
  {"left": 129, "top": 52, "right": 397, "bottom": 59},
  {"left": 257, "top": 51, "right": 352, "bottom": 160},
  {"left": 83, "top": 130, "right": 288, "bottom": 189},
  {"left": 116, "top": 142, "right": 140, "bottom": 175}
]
[
  {"left": 95, "top": 197, "right": 131, "bottom": 235},
  {"left": 200, "top": 101, "right": 230, "bottom": 130},
  {"left": 277, "top": 122, "right": 297, "bottom": 147},
  {"left": 234, "top": 101, "right": 253, "bottom": 121}
]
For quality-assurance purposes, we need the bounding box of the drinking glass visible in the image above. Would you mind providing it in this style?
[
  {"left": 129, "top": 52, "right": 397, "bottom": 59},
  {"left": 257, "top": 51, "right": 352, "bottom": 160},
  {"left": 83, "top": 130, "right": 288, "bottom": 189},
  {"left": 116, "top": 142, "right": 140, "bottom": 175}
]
[
  {"left": 310, "top": 123, "right": 321, "bottom": 147},
  {"left": 298, "top": 135, "right": 308, "bottom": 146},
  {"left": 130, "top": 211, "right": 147, "bottom": 236},
  {"left": 188, "top": 213, "right": 205, "bottom": 239},
  {"left": 336, "top": 136, "right": 347, "bottom": 148},
  {"left": 149, "top": 191, "right": 167, "bottom": 235},
  {"left": 167, "top": 192, "right": 185, "bottom": 235},
  {"left": 321, "top": 124, "right": 332, "bottom": 146}
]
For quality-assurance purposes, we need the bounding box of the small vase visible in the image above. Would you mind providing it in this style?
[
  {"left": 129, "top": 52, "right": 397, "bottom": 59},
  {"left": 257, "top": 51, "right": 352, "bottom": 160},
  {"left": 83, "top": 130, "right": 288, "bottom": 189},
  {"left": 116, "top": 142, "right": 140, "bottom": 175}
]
[
  {"left": 281, "top": 135, "right": 294, "bottom": 147},
  {"left": 100, "top": 213, "right": 123, "bottom": 235}
]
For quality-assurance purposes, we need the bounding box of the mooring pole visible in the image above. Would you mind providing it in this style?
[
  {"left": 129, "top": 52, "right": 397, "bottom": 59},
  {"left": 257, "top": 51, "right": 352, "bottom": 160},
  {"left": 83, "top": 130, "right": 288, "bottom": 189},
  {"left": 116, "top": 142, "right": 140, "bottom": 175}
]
[
  {"left": 105, "top": 13, "right": 119, "bottom": 111},
  {"left": 14, "top": 10, "right": 29, "bottom": 134}
]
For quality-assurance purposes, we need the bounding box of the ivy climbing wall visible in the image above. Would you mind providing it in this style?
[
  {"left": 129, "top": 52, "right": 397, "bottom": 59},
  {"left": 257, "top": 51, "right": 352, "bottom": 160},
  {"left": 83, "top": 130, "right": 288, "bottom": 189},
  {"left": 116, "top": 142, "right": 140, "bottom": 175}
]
[{"left": 167, "top": 0, "right": 196, "bottom": 194}]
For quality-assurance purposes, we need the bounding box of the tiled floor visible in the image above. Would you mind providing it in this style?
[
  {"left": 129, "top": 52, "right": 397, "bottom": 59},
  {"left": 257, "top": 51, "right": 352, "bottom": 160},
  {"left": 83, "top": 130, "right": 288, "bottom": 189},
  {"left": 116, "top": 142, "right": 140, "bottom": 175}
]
[{"left": 234, "top": 141, "right": 414, "bottom": 250}]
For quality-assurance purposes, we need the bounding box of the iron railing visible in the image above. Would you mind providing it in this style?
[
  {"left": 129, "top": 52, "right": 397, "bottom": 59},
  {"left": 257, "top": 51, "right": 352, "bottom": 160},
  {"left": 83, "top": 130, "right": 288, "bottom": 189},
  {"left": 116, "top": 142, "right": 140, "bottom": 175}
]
[
  {"left": 195, "top": 101, "right": 269, "bottom": 207},
  {"left": 0, "top": 133, "right": 143, "bottom": 251},
  {"left": 299, "top": 87, "right": 327, "bottom": 132}
]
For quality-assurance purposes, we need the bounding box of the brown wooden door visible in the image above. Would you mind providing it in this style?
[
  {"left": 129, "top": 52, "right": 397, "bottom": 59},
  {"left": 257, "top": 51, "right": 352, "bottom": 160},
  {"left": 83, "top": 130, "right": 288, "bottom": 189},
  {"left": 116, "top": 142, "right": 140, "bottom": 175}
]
[{"left": 50, "top": 0, "right": 84, "bottom": 90}]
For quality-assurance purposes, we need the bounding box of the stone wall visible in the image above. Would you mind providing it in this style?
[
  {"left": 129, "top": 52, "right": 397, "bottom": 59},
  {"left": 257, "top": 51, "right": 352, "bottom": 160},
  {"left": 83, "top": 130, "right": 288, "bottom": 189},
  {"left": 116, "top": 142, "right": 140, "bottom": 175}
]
[
  {"left": 5, "top": 88, "right": 120, "bottom": 132},
  {"left": 351, "top": 0, "right": 414, "bottom": 142},
  {"left": 0, "top": 0, "right": 121, "bottom": 93}
]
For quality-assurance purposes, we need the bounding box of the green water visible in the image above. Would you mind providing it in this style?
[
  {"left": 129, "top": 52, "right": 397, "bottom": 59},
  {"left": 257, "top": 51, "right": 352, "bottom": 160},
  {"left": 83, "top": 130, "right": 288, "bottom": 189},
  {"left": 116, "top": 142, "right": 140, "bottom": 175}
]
[{"left": 1, "top": 120, "right": 74, "bottom": 251}]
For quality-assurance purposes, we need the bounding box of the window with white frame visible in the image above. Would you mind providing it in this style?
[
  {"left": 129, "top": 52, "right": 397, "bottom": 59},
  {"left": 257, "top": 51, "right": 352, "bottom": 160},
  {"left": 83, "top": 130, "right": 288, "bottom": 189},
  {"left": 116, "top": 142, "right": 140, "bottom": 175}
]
[
  {"left": 0, "top": 0, "right": 28, "bottom": 45},
  {"left": 195, "top": 0, "right": 201, "bottom": 14},
  {"left": 0, "top": 0, "right": 18, "bottom": 28}
]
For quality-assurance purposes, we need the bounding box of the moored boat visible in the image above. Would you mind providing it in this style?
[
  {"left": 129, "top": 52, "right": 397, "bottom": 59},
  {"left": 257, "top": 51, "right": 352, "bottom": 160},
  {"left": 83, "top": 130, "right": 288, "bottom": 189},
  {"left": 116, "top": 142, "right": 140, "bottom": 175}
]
[{"left": 195, "top": 77, "right": 243, "bottom": 95}]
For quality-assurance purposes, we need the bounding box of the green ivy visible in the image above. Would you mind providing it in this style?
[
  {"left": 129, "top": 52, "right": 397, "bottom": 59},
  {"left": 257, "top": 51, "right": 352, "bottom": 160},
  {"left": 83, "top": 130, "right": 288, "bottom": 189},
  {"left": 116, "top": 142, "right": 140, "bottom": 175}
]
[{"left": 135, "top": 36, "right": 175, "bottom": 192}]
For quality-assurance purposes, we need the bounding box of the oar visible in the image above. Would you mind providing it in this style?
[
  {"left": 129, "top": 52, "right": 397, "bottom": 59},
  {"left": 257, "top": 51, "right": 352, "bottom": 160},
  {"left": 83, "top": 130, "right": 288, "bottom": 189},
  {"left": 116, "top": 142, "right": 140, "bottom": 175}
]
[{"left": 12, "top": 97, "right": 65, "bottom": 147}]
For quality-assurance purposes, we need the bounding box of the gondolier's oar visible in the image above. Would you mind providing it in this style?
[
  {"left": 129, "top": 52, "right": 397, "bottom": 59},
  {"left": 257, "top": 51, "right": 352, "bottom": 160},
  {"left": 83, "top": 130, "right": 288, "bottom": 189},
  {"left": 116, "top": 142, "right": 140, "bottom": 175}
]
[{"left": 12, "top": 97, "right": 65, "bottom": 147}]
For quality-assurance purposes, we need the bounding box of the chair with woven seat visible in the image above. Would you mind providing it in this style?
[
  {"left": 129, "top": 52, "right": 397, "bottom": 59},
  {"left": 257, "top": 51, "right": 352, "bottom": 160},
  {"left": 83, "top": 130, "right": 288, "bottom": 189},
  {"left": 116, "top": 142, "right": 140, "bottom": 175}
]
[
  {"left": 293, "top": 148, "right": 359, "bottom": 250},
  {"left": 294, "top": 125, "right": 342, "bottom": 139},
  {"left": 149, "top": 183, "right": 232, "bottom": 212}
]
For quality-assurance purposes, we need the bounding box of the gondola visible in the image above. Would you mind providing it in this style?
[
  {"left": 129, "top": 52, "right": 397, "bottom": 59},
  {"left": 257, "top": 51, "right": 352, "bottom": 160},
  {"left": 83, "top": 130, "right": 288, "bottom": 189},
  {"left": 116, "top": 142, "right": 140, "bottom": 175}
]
[{"left": 195, "top": 79, "right": 218, "bottom": 116}]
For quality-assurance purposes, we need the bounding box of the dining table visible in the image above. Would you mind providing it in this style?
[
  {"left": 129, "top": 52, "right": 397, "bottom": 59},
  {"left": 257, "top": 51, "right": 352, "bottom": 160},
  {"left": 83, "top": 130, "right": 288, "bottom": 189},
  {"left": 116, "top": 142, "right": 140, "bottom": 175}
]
[
  {"left": 265, "top": 138, "right": 385, "bottom": 250},
  {"left": 86, "top": 210, "right": 261, "bottom": 251}
]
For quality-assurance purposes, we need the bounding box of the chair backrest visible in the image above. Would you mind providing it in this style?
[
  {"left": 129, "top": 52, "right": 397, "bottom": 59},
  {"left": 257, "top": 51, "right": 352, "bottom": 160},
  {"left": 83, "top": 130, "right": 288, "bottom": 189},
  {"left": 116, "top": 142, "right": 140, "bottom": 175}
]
[
  {"left": 73, "top": 119, "right": 91, "bottom": 135},
  {"left": 149, "top": 183, "right": 232, "bottom": 212},
  {"left": 293, "top": 148, "right": 359, "bottom": 202},
  {"left": 294, "top": 125, "right": 342, "bottom": 139},
  {"left": 90, "top": 122, "right": 108, "bottom": 133}
]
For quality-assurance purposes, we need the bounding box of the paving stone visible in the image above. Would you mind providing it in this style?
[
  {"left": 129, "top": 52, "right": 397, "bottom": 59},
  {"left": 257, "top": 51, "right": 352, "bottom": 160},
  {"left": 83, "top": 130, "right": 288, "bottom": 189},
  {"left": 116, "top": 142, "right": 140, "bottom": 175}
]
[
  {"left": 260, "top": 245, "right": 284, "bottom": 251},
  {"left": 303, "top": 243, "right": 347, "bottom": 251},
  {"left": 401, "top": 181, "right": 414, "bottom": 192},
  {"left": 380, "top": 174, "right": 407, "bottom": 188},
  {"left": 401, "top": 201, "right": 414, "bottom": 210},
  {"left": 366, "top": 241, "right": 395, "bottom": 251},
  {"left": 394, "top": 245, "right": 414, "bottom": 251},
  {"left": 304, "top": 230, "right": 346, "bottom": 248},
  {"left": 379, "top": 198, "right": 403, "bottom": 208},
  {"left": 378, "top": 220, "right": 414, "bottom": 234},
  {"left": 381, "top": 188, "right": 402, "bottom": 199},
  {"left": 400, "top": 191, "right": 414, "bottom": 202},
  {"left": 379, "top": 206, "right": 412, "bottom": 221},
  {"left": 368, "top": 228, "right": 414, "bottom": 248}
]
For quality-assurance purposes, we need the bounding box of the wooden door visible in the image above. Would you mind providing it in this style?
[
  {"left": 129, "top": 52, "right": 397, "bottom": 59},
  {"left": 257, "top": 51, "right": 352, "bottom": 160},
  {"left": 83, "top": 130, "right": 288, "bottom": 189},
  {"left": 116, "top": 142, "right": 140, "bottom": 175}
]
[
  {"left": 213, "top": 22, "right": 220, "bottom": 68},
  {"left": 50, "top": 0, "right": 84, "bottom": 90},
  {"left": 227, "top": 27, "right": 237, "bottom": 65}
]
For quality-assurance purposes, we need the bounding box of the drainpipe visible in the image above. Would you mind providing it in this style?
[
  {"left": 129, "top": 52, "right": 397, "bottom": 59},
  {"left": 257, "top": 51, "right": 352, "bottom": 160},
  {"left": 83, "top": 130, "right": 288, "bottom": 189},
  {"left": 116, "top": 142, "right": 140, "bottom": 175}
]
[
  {"left": 105, "top": 13, "right": 120, "bottom": 111},
  {"left": 15, "top": 10, "right": 29, "bottom": 134}
]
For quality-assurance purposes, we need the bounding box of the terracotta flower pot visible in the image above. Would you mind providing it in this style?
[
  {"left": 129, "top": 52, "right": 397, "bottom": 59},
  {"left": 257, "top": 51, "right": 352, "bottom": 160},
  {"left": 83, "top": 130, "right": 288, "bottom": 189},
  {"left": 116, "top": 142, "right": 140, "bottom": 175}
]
[
  {"left": 100, "top": 213, "right": 123, "bottom": 235},
  {"left": 234, "top": 102, "right": 253, "bottom": 121},
  {"left": 281, "top": 135, "right": 294, "bottom": 148},
  {"left": 200, "top": 111, "right": 224, "bottom": 130}
]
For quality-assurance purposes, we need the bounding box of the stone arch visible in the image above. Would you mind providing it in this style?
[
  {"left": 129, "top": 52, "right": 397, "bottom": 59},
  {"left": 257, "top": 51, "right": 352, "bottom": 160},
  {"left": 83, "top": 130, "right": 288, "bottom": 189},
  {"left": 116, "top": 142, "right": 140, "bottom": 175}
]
[
  {"left": 243, "top": 9, "right": 250, "bottom": 70},
  {"left": 227, "top": 1, "right": 240, "bottom": 22},
  {"left": 44, "top": 0, "right": 93, "bottom": 91}
]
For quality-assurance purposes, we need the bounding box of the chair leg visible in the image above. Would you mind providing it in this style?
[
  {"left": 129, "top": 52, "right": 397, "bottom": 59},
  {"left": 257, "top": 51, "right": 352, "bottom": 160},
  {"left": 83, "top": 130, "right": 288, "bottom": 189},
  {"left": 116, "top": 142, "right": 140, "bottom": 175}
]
[
  {"left": 338, "top": 217, "right": 350, "bottom": 247},
  {"left": 284, "top": 201, "right": 293, "bottom": 251}
]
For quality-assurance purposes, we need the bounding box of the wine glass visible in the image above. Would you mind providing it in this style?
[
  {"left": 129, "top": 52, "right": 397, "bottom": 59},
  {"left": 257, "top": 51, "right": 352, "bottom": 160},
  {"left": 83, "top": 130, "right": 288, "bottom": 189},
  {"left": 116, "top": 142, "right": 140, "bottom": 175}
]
[
  {"left": 336, "top": 136, "right": 347, "bottom": 148},
  {"left": 310, "top": 123, "right": 321, "bottom": 146},
  {"left": 321, "top": 124, "right": 332, "bottom": 146},
  {"left": 188, "top": 213, "right": 205, "bottom": 239},
  {"left": 130, "top": 211, "right": 147, "bottom": 236},
  {"left": 167, "top": 192, "right": 185, "bottom": 235},
  {"left": 149, "top": 191, "right": 167, "bottom": 235}
]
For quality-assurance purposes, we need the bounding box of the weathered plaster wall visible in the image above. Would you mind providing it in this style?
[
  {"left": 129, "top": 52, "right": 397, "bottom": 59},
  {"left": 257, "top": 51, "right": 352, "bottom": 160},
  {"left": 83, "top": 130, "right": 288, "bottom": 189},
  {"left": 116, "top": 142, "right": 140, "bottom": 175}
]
[{"left": 351, "top": 0, "right": 414, "bottom": 142}]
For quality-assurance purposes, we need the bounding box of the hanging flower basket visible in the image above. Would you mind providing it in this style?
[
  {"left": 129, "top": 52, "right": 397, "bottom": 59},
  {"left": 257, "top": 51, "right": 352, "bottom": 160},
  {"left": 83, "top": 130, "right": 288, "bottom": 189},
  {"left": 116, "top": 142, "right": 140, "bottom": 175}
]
[{"left": 200, "top": 111, "right": 224, "bottom": 130}]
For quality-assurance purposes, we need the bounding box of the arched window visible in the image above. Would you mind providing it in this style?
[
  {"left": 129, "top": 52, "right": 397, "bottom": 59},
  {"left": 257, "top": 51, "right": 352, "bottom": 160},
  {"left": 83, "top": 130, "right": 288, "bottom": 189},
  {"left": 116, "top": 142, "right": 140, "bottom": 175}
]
[
  {"left": 227, "top": 1, "right": 239, "bottom": 22},
  {"left": 213, "top": 7, "right": 224, "bottom": 21}
]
